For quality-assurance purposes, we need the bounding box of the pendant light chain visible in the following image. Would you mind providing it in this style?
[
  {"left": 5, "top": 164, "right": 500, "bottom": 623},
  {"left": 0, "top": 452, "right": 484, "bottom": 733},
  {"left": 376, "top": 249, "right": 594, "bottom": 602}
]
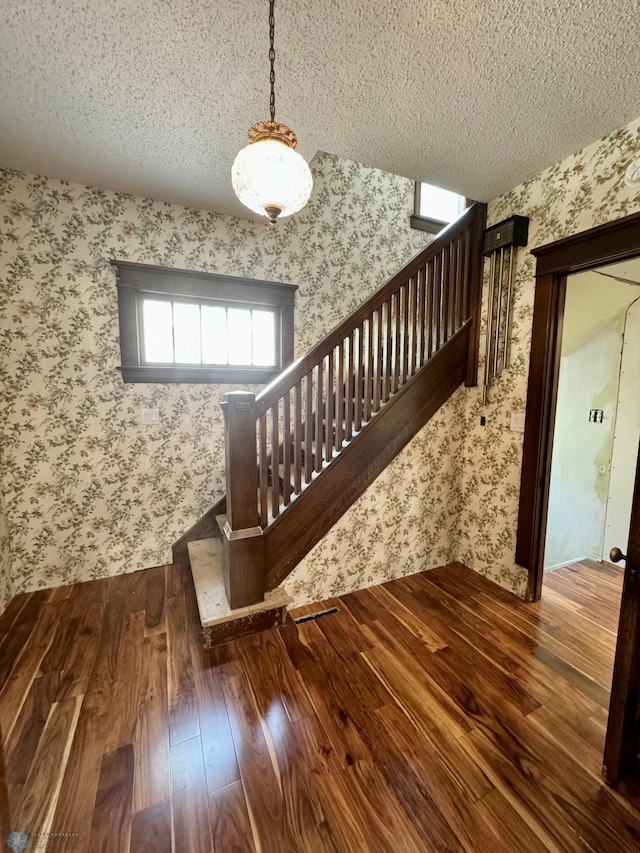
[{"left": 269, "top": 0, "right": 276, "bottom": 122}]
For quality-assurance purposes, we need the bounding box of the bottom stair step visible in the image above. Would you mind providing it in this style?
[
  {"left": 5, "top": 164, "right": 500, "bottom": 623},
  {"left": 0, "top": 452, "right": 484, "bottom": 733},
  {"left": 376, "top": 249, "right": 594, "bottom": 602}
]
[{"left": 187, "top": 538, "right": 291, "bottom": 648}]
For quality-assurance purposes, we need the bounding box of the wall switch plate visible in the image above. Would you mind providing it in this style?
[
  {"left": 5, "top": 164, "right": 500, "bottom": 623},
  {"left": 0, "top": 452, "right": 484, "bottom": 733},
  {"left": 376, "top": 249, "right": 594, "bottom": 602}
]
[
  {"left": 141, "top": 408, "right": 160, "bottom": 424},
  {"left": 510, "top": 413, "right": 525, "bottom": 432}
]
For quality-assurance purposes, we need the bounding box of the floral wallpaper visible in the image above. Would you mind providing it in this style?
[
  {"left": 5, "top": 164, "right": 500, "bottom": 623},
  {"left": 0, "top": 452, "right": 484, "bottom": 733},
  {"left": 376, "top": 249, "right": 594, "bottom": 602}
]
[
  {"left": 455, "top": 115, "right": 640, "bottom": 596},
  {"left": 283, "top": 387, "right": 467, "bottom": 605},
  {"left": 0, "top": 153, "right": 429, "bottom": 600},
  {"left": 2, "top": 112, "right": 639, "bottom": 611}
]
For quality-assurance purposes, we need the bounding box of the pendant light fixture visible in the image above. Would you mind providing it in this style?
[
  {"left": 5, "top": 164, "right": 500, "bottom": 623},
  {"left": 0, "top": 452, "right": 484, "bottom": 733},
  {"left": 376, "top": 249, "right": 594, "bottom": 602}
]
[{"left": 232, "top": 0, "right": 313, "bottom": 225}]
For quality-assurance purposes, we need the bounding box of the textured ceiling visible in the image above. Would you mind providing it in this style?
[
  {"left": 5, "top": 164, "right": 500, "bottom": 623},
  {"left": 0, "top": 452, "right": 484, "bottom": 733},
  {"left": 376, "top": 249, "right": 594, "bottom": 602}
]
[{"left": 1, "top": 0, "right": 640, "bottom": 219}]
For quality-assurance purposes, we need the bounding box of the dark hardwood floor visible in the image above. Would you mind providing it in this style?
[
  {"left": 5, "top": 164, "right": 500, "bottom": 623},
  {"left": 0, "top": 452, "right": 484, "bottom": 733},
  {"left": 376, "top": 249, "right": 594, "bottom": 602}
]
[{"left": 1, "top": 557, "right": 639, "bottom": 851}]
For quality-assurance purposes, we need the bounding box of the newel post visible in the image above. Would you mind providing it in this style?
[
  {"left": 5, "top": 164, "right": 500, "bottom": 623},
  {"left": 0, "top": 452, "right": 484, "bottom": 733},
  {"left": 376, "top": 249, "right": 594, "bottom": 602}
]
[{"left": 220, "top": 391, "right": 264, "bottom": 609}]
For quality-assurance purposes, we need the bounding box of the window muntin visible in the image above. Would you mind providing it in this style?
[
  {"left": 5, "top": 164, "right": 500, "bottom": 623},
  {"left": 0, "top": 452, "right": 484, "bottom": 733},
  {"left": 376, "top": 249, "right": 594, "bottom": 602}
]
[
  {"left": 113, "top": 261, "right": 297, "bottom": 384},
  {"left": 140, "top": 297, "right": 277, "bottom": 368}
]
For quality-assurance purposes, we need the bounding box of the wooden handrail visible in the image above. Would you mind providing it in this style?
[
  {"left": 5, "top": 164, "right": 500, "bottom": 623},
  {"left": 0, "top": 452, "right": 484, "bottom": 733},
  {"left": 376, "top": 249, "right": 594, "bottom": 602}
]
[
  {"left": 220, "top": 201, "right": 487, "bottom": 607},
  {"left": 254, "top": 203, "right": 485, "bottom": 417}
]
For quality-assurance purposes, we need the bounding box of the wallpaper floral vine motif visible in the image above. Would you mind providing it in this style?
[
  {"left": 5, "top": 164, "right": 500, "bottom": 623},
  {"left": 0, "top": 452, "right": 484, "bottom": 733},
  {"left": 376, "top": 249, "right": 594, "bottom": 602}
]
[
  {"left": 0, "top": 152, "right": 429, "bottom": 601},
  {"left": 282, "top": 387, "right": 467, "bottom": 605},
  {"left": 455, "top": 115, "right": 640, "bottom": 596},
  {"left": 1, "top": 113, "right": 639, "bottom": 610}
]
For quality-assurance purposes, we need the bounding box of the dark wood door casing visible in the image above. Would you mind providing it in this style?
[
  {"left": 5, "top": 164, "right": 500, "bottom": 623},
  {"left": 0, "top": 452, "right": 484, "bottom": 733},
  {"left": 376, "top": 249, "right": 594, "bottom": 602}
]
[{"left": 516, "top": 210, "right": 640, "bottom": 602}]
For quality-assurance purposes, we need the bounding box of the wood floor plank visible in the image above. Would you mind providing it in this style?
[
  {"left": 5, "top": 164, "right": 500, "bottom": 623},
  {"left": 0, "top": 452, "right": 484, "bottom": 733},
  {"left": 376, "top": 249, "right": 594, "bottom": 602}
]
[
  {"left": 15, "top": 694, "right": 83, "bottom": 837},
  {"left": 0, "top": 599, "right": 60, "bottom": 739},
  {"left": 312, "top": 612, "right": 394, "bottom": 710},
  {"left": 50, "top": 709, "right": 108, "bottom": 850},
  {"left": 475, "top": 788, "right": 559, "bottom": 853},
  {"left": 167, "top": 593, "right": 200, "bottom": 745},
  {"left": 55, "top": 580, "right": 108, "bottom": 700},
  {"left": 361, "top": 639, "right": 492, "bottom": 802},
  {"left": 4, "top": 670, "right": 61, "bottom": 805},
  {"left": 0, "top": 558, "right": 638, "bottom": 851},
  {"left": 132, "top": 633, "right": 171, "bottom": 812},
  {"left": 237, "top": 628, "right": 315, "bottom": 723},
  {"left": 123, "top": 569, "right": 150, "bottom": 613},
  {"left": 526, "top": 704, "right": 604, "bottom": 779},
  {"left": 278, "top": 619, "right": 318, "bottom": 671},
  {"left": 0, "top": 591, "right": 48, "bottom": 687},
  {"left": 83, "top": 597, "right": 127, "bottom": 714},
  {"left": 170, "top": 735, "right": 213, "bottom": 853},
  {"left": 89, "top": 744, "right": 135, "bottom": 853},
  {"left": 297, "top": 659, "right": 370, "bottom": 769},
  {"left": 259, "top": 712, "right": 325, "bottom": 838},
  {"left": 130, "top": 799, "right": 172, "bottom": 853},
  {"left": 144, "top": 564, "right": 167, "bottom": 635},
  {"left": 297, "top": 649, "right": 464, "bottom": 852},
  {"left": 584, "top": 785, "right": 640, "bottom": 850},
  {"left": 368, "top": 583, "right": 448, "bottom": 651},
  {"left": 459, "top": 726, "right": 581, "bottom": 850},
  {"left": 0, "top": 592, "right": 30, "bottom": 645},
  {"left": 222, "top": 669, "right": 298, "bottom": 851},
  {"left": 292, "top": 713, "right": 414, "bottom": 853},
  {"left": 191, "top": 651, "right": 240, "bottom": 795},
  {"left": 376, "top": 702, "right": 506, "bottom": 852},
  {"left": 102, "top": 611, "right": 147, "bottom": 754},
  {"left": 299, "top": 821, "right": 342, "bottom": 853},
  {"left": 166, "top": 562, "right": 183, "bottom": 599},
  {"left": 209, "top": 781, "right": 256, "bottom": 853},
  {"left": 342, "top": 758, "right": 429, "bottom": 853},
  {"left": 39, "top": 616, "right": 81, "bottom": 675}
]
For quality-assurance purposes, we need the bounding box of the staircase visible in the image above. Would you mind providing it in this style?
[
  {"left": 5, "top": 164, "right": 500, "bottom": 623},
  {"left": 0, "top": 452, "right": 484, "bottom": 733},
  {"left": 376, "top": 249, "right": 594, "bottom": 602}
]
[{"left": 173, "top": 203, "right": 487, "bottom": 646}]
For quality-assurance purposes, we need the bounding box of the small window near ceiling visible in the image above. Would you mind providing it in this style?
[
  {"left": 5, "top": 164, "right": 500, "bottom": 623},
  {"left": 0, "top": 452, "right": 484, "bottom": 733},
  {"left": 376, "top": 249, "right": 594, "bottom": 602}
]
[
  {"left": 410, "top": 182, "right": 467, "bottom": 234},
  {"left": 112, "top": 261, "right": 297, "bottom": 383}
]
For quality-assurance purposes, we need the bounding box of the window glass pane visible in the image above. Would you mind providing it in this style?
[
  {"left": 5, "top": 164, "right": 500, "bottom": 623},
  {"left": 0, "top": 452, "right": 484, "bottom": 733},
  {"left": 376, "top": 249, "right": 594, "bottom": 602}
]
[
  {"left": 252, "top": 310, "right": 276, "bottom": 366},
  {"left": 227, "top": 308, "right": 253, "bottom": 364},
  {"left": 173, "top": 302, "right": 202, "bottom": 364},
  {"left": 419, "top": 183, "right": 464, "bottom": 223},
  {"left": 142, "top": 299, "right": 174, "bottom": 363},
  {"left": 201, "top": 305, "right": 228, "bottom": 364}
]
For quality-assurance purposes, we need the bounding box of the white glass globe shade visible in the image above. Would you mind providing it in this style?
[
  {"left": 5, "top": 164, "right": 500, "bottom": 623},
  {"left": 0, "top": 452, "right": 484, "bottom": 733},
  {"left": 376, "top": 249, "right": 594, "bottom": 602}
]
[{"left": 232, "top": 138, "right": 313, "bottom": 220}]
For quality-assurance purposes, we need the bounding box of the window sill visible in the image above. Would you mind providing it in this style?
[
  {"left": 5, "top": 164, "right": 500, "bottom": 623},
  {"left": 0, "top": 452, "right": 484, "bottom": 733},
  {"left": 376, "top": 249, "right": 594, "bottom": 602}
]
[
  {"left": 409, "top": 214, "right": 449, "bottom": 235},
  {"left": 118, "top": 365, "right": 282, "bottom": 384}
]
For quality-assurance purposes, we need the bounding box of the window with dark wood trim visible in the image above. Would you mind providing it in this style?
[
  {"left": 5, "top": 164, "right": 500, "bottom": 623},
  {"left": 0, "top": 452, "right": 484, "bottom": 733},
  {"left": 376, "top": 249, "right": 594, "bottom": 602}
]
[
  {"left": 112, "top": 261, "right": 298, "bottom": 383},
  {"left": 410, "top": 182, "right": 469, "bottom": 234}
]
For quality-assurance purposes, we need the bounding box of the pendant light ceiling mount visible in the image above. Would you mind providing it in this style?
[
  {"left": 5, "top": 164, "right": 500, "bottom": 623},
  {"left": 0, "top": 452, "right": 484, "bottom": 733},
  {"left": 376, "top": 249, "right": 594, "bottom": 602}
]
[{"left": 231, "top": 0, "right": 313, "bottom": 225}]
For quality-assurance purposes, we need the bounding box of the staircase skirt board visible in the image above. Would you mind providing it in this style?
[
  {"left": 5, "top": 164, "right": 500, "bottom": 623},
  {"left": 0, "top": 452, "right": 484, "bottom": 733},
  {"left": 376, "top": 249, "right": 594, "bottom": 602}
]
[{"left": 263, "top": 323, "right": 470, "bottom": 590}]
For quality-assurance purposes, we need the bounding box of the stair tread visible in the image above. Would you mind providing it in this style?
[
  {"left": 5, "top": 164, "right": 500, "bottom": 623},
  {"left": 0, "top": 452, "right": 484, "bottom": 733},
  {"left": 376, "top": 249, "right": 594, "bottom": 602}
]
[{"left": 187, "top": 538, "right": 290, "bottom": 628}]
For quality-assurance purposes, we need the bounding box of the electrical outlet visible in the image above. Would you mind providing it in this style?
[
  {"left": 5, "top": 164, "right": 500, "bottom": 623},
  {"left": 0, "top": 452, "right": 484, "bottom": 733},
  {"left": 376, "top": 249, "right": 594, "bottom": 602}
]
[
  {"left": 141, "top": 408, "right": 160, "bottom": 425},
  {"left": 510, "top": 413, "right": 525, "bottom": 432}
]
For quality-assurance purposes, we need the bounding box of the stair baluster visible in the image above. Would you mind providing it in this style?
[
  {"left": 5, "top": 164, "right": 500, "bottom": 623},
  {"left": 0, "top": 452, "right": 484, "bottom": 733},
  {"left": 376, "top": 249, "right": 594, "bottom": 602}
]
[{"left": 205, "top": 203, "right": 487, "bottom": 608}]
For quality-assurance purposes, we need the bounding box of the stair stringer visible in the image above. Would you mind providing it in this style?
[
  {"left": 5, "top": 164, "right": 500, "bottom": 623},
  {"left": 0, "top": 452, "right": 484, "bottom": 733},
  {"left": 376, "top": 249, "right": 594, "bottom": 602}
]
[
  {"left": 263, "top": 322, "right": 470, "bottom": 590},
  {"left": 172, "top": 494, "right": 226, "bottom": 566}
]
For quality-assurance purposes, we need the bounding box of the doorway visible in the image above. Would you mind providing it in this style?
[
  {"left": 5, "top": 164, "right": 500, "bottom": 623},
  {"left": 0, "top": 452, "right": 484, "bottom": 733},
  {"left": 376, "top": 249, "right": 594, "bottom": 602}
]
[
  {"left": 515, "top": 210, "right": 640, "bottom": 599},
  {"left": 543, "top": 270, "right": 640, "bottom": 576},
  {"left": 514, "top": 209, "right": 640, "bottom": 786}
]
